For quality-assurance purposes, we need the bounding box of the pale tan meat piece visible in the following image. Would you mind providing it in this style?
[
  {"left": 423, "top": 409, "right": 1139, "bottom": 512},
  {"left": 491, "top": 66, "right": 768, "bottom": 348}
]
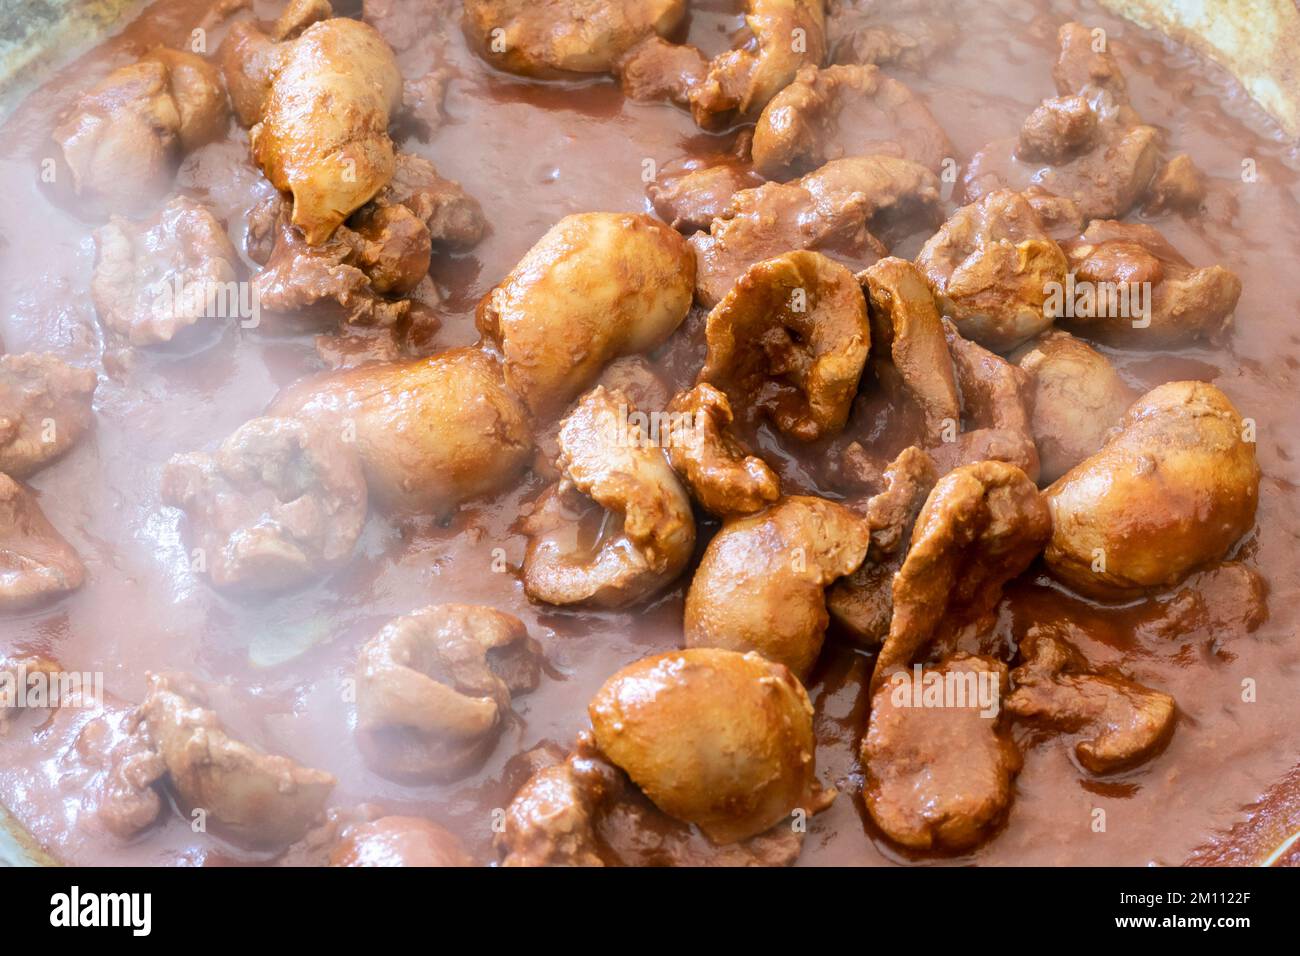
[
  {"left": 0, "top": 474, "right": 85, "bottom": 611},
  {"left": 589, "top": 648, "right": 828, "bottom": 843},
  {"left": 355, "top": 605, "right": 541, "bottom": 781},
  {"left": 161, "top": 416, "right": 367, "bottom": 592},
  {"left": 1011, "top": 330, "right": 1134, "bottom": 482},
  {"left": 1045, "top": 381, "right": 1260, "bottom": 600},
  {"left": 1006, "top": 627, "right": 1176, "bottom": 773},
  {"left": 1059, "top": 219, "right": 1242, "bottom": 347},
  {"left": 691, "top": 155, "right": 941, "bottom": 307},
  {"left": 685, "top": 495, "right": 870, "bottom": 679},
  {"left": 862, "top": 654, "right": 1020, "bottom": 852},
  {"left": 522, "top": 386, "right": 695, "bottom": 609},
  {"left": 92, "top": 196, "right": 240, "bottom": 346},
  {"left": 698, "top": 251, "right": 871, "bottom": 442},
  {"left": 872, "top": 461, "right": 1051, "bottom": 691},
  {"left": 140, "top": 673, "right": 335, "bottom": 848},
  {"left": 752, "top": 64, "right": 953, "bottom": 177},
  {"left": 915, "top": 189, "right": 1067, "bottom": 352},
  {"left": 248, "top": 19, "right": 403, "bottom": 244},
  {"left": 51, "top": 45, "right": 227, "bottom": 216},
  {"left": 271, "top": 348, "right": 533, "bottom": 514},
  {"left": 0, "top": 353, "right": 96, "bottom": 478},
  {"left": 477, "top": 213, "right": 694, "bottom": 418},
  {"left": 52, "top": 60, "right": 182, "bottom": 216},
  {"left": 665, "top": 383, "right": 780, "bottom": 517},
  {"left": 464, "top": 0, "right": 686, "bottom": 78}
]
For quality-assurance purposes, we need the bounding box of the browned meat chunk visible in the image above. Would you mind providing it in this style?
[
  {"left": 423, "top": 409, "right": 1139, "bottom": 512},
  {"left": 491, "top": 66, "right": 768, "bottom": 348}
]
[
  {"left": 648, "top": 158, "right": 764, "bottom": 234},
  {"left": 1136, "top": 562, "right": 1268, "bottom": 648},
  {"left": 355, "top": 605, "right": 541, "bottom": 781},
  {"left": 219, "top": 20, "right": 282, "bottom": 127},
  {"left": 699, "top": 251, "right": 870, "bottom": 442},
  {"left": 255, "top": 205, "right": 404, "bottom": 326},
  {"left": 873, "top": 461, "right": 1051, "bottom": 691},
  {"left": 477, "top": 213, "right": 694, "bottom": 418},
  {"left": 161, "top": 416, "right": 367, "bottom": 593},
  {"left": 1053, "top": 21, "right": 1129, "bottom": 102},
  {"left": 329, "top": 816, "right": 475, "bottom": 866},
  {"left": 0, "top": 474, "right": 85, "bottom": 611},
  {"left": 1144, "top": 153, "right": 1208, "bottom": 215},
  {"left": 1045, "top": 381, "right": 1260, "bottom": 600},
  {"left": 1059, "top": 220, "right": 1242, "bottom": 347},
  {"left": 92, "top": 196, "right": 240, "bottom": 346},
  {"left": 963, "top": 24, "right": 1160, "bottom": 222},
  {"left": 1016, "top": 94, "right": 1098, "bottom": 164},
  {"left": 665, "top": 383, "right": 780, "bottom": 517},
  {"left": 915, "top": 189, "right": 1067, "bottom": 352},
  {"left": 497, "top": 737, "right": 624, "bottom": 866},
  {"left": 1012, "top": 330, "right": 1133, "bottom": 482},
  {"left": 685, "top": 496, "right": 870, "bottom": 678},
  {"left": 84, "top": 709, "right": 168, "bottom": 838},
  {"left": 589, "top": 648, "right": 829, "bottom": 843},
  {"left": 616, "top": 36, "right": 709, "bottom": 105},
  {"left": 140, "top": 673, "right": 335, "bottom": 848},
  {"left": 0, "top": 353, "right": 96, "bottom": 478},
  {"left": 691, "top": 155, "right": 941, "bottom": 307},
  {"left": 272, "top": 348, "right": 533, "bottom": 514},
  {"left": 464, "top": 0, "right": 686, "bottom": 78},
  {"left": 828, "top": 446, "right": 937, "bottom": 645},
  {"left": 1007, "top": 627, "right": 1176, "bottom": 774},
  {"left": 862, "top": 654, "right": 1021, "bottom": 852},
  {"left": 860, "top": 257, "right": 959, "bottom": 444},
  {"left": 931, "top": 321, "right": 1040, "bottom": 482},
  {"left": 522, "top": 386, "right": 695, "bottom": 609},
  {"left": 753, "top": 64, "right": 953, "bottom": 177},
  {"left": 254, "top": 152, "right": 481, "bottom": 324},
  {"left": 689, "top": 0, "right": 826, "bottom": 130},
  {"left": 380, "top": 153, "right": 487, "bottom": 250}
]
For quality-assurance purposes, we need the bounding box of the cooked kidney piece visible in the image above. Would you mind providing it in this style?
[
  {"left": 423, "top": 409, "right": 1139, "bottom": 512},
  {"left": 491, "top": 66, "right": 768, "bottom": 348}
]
[{"left": 355, "top": 604, "right": 540, "bottom": 781}]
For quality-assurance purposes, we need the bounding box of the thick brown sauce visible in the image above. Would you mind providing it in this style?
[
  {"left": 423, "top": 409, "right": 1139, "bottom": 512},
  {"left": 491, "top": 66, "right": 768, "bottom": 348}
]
[{"left": 1, "top": 0, "right": 1298, "bottom": 866}]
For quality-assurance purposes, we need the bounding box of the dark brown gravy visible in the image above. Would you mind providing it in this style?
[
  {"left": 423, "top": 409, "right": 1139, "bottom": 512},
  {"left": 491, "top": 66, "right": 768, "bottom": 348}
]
[{"left": 1, "top": 0, "right": 1298, "bottom": 866}]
